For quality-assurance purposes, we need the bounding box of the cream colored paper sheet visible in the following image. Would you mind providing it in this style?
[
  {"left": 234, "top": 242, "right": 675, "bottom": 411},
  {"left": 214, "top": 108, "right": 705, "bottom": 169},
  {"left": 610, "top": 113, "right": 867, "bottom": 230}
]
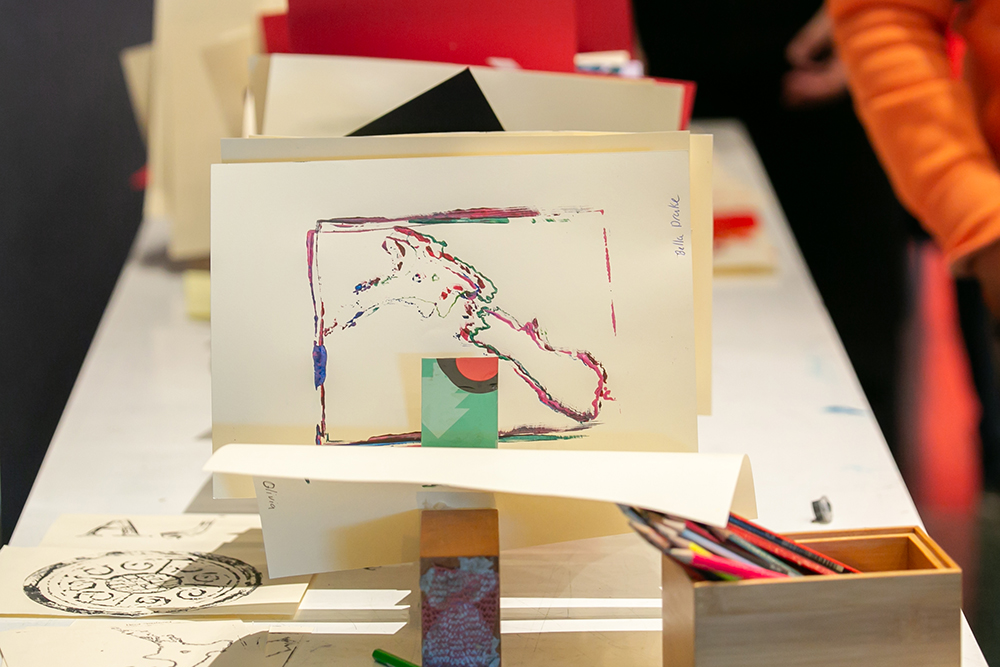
[
  {"left": 202, "top": 26, "right": 257, "bottom": 139},
  {"left": 150, "top": 0, "right": 286, "bottom": 260},
  {"left": 690, "top": 134, "right": 713, "bottom": 414},
  {"left": 206, "top": 444, "right": 756, "bottom": 577},
  {"left": 473, "top": 67, "right": 684, "bottom": 134},
  {"left": 0, "top": 620, "right": 266, "bottom": 667},
  {"left": 219, "top": 131, "right": 714, "bottom": 416},
  {"left": 182, "top": 268, "right": 213, "bottom": 320},
  {"left": 211, "top": 149, "right": 698, "bottom": 497},
  {"left": 222, "top": 130, "right": 690, "bottom": 163},
  {"left": 145, "top": 21, "right": 170, "bottom": 223},
  {"left": 0, "top": 543, "right": 308, "bottom": 619},
  {"left": 39, "top": 514, "right": 261, "bottom": 550},
  {"left": 209, "top": 446, "right": 755, "bottom": 526},
  {"left": 120, "top": 43, "right": 153, "bottom": 143},
  {"left": 245, "top": 479, "right": 703, "bottom": 578},
  {"left": 258, "top": 53, "right": 686, "bottom": 139},
  {"left": 248, "top": 54, "right": 271, "bottom": 134}
]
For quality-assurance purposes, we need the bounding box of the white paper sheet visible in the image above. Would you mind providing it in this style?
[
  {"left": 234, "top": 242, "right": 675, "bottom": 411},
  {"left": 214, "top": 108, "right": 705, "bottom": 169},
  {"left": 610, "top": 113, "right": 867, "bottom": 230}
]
[
  {"left": 205, "top": 445, "right": 756, "bottom": 577},
  {"left": 211, "top": 149, "right": 698, "bottom": 497}
]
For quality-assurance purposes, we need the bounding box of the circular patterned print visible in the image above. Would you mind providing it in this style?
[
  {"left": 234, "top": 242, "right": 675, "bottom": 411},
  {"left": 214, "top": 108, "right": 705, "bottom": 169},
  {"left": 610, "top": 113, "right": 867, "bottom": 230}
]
[{"left": 23, "top": 551, "right": 261, "bottom": 617}]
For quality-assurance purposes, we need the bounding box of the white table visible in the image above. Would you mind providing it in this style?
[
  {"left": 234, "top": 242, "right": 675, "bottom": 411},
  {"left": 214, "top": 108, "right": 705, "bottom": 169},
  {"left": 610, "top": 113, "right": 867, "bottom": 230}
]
[{"left": 3, "top": 120, "right": 986, "bottom": 665}]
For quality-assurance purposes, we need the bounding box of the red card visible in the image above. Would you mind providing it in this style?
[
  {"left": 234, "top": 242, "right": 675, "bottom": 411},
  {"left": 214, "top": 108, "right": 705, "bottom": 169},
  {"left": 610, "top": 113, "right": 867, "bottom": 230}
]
[
  {"left": 714, "top": 213, "right": 759, "bottom": 243},
  {"left": 260, "top": 12, "right": 291, "bottom": 54},
  {"left": 286, "top": 0, "right": 577, "bottom": 72},
  {"left": 575, "top": 0, "right": 632, "bottom": 54}
]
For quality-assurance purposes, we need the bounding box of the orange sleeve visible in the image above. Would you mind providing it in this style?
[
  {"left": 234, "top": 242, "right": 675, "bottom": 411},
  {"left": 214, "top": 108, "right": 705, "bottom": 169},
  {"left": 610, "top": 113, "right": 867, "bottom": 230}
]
[{"left": 828, "top": 0, "right": 1000, "bottom": 266}]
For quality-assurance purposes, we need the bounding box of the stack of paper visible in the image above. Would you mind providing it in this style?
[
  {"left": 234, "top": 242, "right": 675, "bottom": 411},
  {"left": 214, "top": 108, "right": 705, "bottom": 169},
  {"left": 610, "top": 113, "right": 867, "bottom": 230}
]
[
  {"left": 0, "top": 514, "right": 308, "bottom": 620},
  {"left": 126, "top": 10, "right": 693, "bottom": 263}
]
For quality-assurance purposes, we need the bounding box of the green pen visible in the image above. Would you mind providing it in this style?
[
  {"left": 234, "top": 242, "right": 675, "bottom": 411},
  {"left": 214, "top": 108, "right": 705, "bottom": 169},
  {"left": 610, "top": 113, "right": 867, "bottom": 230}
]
[{"left": 373, "top": 648, "right": 421, "bottom": 667}]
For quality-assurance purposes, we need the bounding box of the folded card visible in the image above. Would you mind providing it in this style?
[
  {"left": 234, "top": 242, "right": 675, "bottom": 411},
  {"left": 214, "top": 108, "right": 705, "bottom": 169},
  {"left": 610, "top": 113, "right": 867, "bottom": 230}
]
[{"left": 206, "top": 445, "right": 756, "bottom": 577}]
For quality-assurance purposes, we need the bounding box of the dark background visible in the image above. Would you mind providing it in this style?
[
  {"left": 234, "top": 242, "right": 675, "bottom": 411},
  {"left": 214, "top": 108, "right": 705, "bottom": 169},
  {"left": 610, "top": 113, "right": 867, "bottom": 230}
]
[{"left": 0, "top": 0, "right": 153, "bottom": 543}]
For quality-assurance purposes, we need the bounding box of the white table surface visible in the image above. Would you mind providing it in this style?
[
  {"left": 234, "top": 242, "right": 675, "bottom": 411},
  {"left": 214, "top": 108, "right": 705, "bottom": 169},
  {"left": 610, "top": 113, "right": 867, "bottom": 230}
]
[{"left": 2, "top": 120, "right": 985, "bottom": 665}]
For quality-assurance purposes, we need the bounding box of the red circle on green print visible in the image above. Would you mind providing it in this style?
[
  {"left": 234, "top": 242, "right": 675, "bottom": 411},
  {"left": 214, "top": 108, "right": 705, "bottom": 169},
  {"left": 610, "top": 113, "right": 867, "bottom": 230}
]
[{"left": 455, "top": 357, "right": 498, "bottom": 382}]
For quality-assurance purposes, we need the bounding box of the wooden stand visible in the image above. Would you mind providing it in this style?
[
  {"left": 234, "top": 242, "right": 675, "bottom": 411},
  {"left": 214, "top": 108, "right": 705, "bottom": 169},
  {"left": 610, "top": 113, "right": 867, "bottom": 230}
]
[
  {"left": 420, "top": 508, "right": 501, "bottom": 667},
  {"left": 662, "top": 526, "right": 961, "bottom": 667}
]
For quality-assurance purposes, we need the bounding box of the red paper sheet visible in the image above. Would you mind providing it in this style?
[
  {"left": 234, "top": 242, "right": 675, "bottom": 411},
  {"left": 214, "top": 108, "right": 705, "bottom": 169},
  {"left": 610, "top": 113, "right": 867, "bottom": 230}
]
[
  {"left": 575, "top": 0, "right": 632, "bottom": 54},
  {"left": 714, "top": 213, "right": 759, "bottom": 243},
  {"left": 286, "top": 0, "right": 577, "bottom": 72},
  {"left": 261, "top": 12, "right": 291, "bottom": 54}
]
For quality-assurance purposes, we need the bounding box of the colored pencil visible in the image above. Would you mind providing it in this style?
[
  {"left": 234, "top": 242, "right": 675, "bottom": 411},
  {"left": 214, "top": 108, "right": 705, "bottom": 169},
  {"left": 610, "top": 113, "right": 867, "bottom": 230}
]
[
  {"left": 700, "top": 525, "right": 783, "bottom": 571},
  {"left": 681, "top": 521, "right": 756, "bottom": 569},
  {"left": 618, "top": 504, "right": 647, "bottom": 526},
  {"left": 648, "top": 521, "right": 692, "bottom": 547},
  {"left": 635, "top": 517, "right": 734, "bottom": 580},
  {"left": 624, "top": 506, "right": 854, "bottom": 579},
  {"left": 683, "top": 520, "right": 723, "bottom": 544},
  {"left": 668, "top": 548, "right": 789, "bottom": 580},
  {"left": 650, "top": 516, "right": 759, "bottom": 578},
  {"left": 629, "top": 520, "right": 673, "bottom": 554},
  {"left": 657, "top": 517, "right": 688, "bottom": 534},
  {"left": 373, "top": 649, "right": 420, "bottom": 667},
  {"left": 726, "top": 524, "right": 835, "bottom": 575},
  {"left": 729, "top": 513, "right": 859, "bottom": 574},
  {"left": 647, "top": 518, "right": 709, "bottom": 555},
  {"left": 622, "top": 507, "right": 708, "bottom": 556},
  {"left": 651, "top": 522, "right": 733, "bottom": 571},
  {"left": 707, "top": 525, "right": 802, "bottom": 577},
  {"left": 679, "top": 525, "right": 759, "bottom": 567}
]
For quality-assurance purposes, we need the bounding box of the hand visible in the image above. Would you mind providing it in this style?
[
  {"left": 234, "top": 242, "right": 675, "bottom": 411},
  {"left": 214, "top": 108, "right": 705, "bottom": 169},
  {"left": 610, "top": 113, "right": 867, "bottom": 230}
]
[
  {"left": 782, "top": 8, "right": 849, "bottom": 108},
  {"left": 970, "top": 240, "right": 1000, "bottom": 320}
]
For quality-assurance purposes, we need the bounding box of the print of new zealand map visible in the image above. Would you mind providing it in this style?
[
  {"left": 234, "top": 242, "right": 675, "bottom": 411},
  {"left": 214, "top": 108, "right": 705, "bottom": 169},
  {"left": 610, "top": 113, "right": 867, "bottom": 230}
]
[{"left": 306, "top": 207, "right": 620, "bottom": 446}]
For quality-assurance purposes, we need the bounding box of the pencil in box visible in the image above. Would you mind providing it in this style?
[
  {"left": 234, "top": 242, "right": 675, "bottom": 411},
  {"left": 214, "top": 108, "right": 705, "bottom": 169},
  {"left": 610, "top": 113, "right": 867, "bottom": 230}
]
[
  {"left": 659, "top": 518, "right": 761, "bottom": 568},
  {"left": 627, "top": 519, "right": 717, "bottom": 581},
  {"left": 729, "top": 513, "right": 860, "bottom": 574},
  {"left": 705, "top": 525, "right": 803, "bottom": 577},
  {"left": 724, "top": 524, "right": 836, "bottom": 575},
  {"left": 652, "top": 513, "right": 797, "bottom": 576},
  {"left": 669, "top": 549, "right": 788, "bottom": 580}
]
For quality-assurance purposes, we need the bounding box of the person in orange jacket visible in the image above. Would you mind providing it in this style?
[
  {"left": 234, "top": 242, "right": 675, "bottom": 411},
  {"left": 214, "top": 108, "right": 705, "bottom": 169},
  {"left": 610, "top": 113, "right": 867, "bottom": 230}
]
[{"left": 828, "top": 0, "right": 1000, "bottom": 318}]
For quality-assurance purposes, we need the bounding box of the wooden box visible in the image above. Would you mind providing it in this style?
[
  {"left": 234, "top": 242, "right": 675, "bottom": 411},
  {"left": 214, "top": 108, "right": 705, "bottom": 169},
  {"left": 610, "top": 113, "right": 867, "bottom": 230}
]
[{"left": 662, "top": 526, "right": 961, "bottom": 667}]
